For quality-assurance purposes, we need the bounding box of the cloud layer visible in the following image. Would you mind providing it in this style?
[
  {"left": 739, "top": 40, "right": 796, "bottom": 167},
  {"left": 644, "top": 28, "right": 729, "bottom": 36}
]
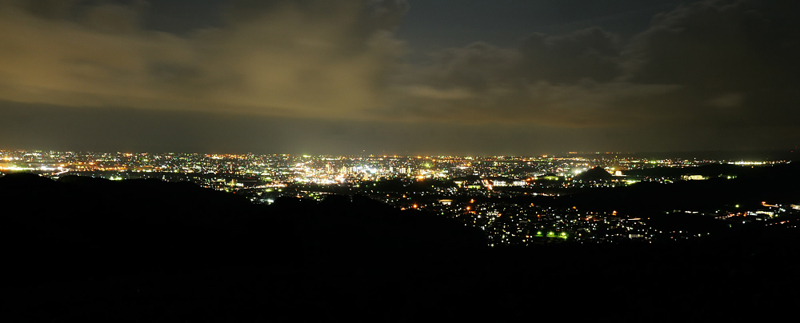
[
  {"left": 0, "top": 0, "right": 408, "bottom": 118},
  {"left": 0, "top": 0, "right": 797, "bottom": 153},
  {"left": 390, "top": 0, "right": 799, "bottom": 131}
]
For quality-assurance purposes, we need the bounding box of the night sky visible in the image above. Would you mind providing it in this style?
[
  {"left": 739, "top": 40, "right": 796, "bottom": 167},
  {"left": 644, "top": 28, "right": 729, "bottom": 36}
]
[{"left": 1, "top": 0, "right": 798, "bottom": 155}]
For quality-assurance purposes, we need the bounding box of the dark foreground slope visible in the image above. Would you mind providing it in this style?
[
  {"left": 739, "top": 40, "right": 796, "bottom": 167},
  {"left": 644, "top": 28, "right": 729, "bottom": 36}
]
[{"left": 3, "top": 173, "right": 799, "bottom": 322}]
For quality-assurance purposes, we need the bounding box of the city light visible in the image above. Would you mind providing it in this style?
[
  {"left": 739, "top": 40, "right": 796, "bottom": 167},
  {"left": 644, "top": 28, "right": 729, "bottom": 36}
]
[{"left": 1, "top": 149, "right": 796, "bottom": 246}]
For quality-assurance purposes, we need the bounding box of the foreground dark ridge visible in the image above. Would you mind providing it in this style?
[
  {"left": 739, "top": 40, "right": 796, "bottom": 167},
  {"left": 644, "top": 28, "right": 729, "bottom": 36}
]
[{"left": 2, "top": 173, "right": 799, "bottom": 321}]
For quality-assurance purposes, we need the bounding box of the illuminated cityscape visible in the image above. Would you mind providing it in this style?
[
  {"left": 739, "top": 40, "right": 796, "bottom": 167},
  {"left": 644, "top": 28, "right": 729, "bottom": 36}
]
[{"left": 3, "top": 149, "right": 797, "bottom": 246}]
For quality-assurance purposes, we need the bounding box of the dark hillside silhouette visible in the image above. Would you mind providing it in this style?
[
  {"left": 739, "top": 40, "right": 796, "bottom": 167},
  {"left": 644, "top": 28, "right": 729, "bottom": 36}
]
[
  {"left": 3, "top": 173, "right": 799, "bottom": 321},
  {"left": 575, "top": 166, "right": 614, "bottom": 181}
]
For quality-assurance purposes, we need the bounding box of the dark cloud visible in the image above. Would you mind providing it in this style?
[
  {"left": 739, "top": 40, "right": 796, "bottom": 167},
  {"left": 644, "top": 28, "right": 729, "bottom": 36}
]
[
  {"left": 519, "top": 27, "right": 622, "bottom": 84},
  {"left": 141, "top": 0, "right": 224, "bottom": 35},
  {"left": 365, "top": 0, "right": 410, "bottom": 31},
  {"left": 626, "top": 0, "right": 799, "bottom": 90},
  {"left": 408, "top": 26, "right": 623, "bottom": 94},
  {"left": 423, "top": 42, "right": 519, "bottom": 92},
  {"left": 386, "top": 27, "right": 668, "bottom": 127},
  {"left": 19, "top": 0, "right": 82, "bottom": 20},
  {"left": 82, "top": 2, "right": 143, "bottom": 34},
  {"left": 385, "top": 0, "right": 798, "bottom": 145},
  {"left": 621, "top": 0, "right": 800, "bottom": 128},
  {"left": 225, "top": 0, "right": 408, "bottom": 34}
]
